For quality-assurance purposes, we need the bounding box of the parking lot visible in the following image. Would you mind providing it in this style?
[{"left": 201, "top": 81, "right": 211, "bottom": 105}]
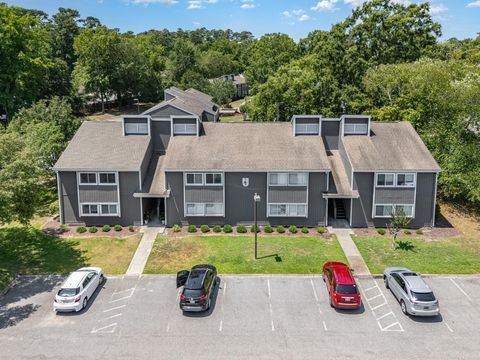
[{"left": 1, "top": 274, "right": 479, "bottom": 359}]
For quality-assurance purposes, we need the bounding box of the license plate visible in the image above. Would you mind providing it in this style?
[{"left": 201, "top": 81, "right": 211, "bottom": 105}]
[
  {"left": 343, "top": 297, "right": 353, "bottom": 302},
  {"left": 424, "top": 306, "right": 429, "bottom": 310},
  {"left": 189, "top": 299, "right": 195, "bottom": 304},
  {"left": 62, "top": 300, "right": 71, "bottom": 303}
]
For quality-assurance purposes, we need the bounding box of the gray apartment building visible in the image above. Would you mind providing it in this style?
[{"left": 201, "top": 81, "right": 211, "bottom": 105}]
[{"left": 54, "top": 87, "right": 440, "bottom": 229}]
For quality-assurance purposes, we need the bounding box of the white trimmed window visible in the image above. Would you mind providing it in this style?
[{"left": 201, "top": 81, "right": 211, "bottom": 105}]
[
  {"left": 81, "top": 204, "right": 98, "bottom": 215},
  {"left": 375, "top": 204, "right": 413, "bottom": 218},
  {"left": 185, "top": 203, "right": 223, "bottom": 216},
  {"left": 269, "top": 173, "right": 307, "bottom": 186},
  {"left": 344, "top": 123, "right": 368, "bottom": 135},
  {"left": 101, "top": 204, "right": 118, "bottom": 215},
  {"left": 125, "top": 122, "right": 148, "bottom": 134},
  {"left": 81, "top": 203, "right": 119, "bottom": 216},
  {"left": 173, "top": 123, "right": 197, "bottom": 135},
  {"left": 397, "top": 173, "right": 415, "bottom": 187},
  {"left": 98, "top": 172, "right": 117, "bottom": 185},
  {"left": 268, "top": 204, "right": 307, "bottom": 217},
  {"left": 79, "top": 173, "right": 97, "bottom": 185},
  {"left": 186, "top": 173, "right": 203, "bottom": 185},
  {"left": 205, "top": 173, "right": 222, "bottom": 185},
  {"left": 295, "top": 122, "right": 319, "bottom": 135},
  {"left": 376, "top": 173, "right": 395, "bottom": 187}
]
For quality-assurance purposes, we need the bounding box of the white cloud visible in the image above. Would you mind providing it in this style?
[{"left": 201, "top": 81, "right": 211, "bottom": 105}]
[
  {"left": 343, "top": 0, "right": 410, "bottom": 7},
  {"left": 429, "top": 4, "right": 448, "bottom": 14},
  {"left": 241, "top": 0, "right": 256, "bottom": 9},
  {"left": 129, "top": 0, "right": 178, "bottom": 5},
  {"left": 298, "top": 14, "right": 310, "bottom": 21},
  {"left": 187, "top": 0, "right": 219, "bottom": 9},
  {"left": 467, "top": 1, "right": 480, "bottom": 8},
  {"left": 282, "top": 9, "right": 310, "bottom": 22},
  {"left": 311, "top": 0, "right": 339, "bottom": 12}
]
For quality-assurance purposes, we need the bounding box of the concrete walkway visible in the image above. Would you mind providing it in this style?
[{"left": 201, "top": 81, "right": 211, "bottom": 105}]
[
  {"left": 328, "top": 225, "right": 371, "bottom": 276},
  {"left": 126, "top": 226, "right": 165, "bottom": 275}
]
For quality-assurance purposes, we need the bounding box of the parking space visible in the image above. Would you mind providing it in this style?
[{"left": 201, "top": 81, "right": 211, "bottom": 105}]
[{"left": 1, "top": 275, "right": 480, "bottom": 359}]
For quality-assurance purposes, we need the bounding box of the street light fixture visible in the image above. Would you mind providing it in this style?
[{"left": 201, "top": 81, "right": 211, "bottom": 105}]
[{"left": 253, "top": 193, "right": 261, "bottom": 259}]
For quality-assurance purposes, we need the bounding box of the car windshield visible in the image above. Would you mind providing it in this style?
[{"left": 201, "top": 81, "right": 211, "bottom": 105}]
[
  {"left": 335, "top": 284, "right": 358, "bottom": 294},
  {"left": 411, "top": 291, "right": 436, "bottom": 302},
  {"left": 184, "top": 289, "right": 204, "bottom": 298},
  {"left": 58, "top": 288, "right": 79, "bottom": 297}
]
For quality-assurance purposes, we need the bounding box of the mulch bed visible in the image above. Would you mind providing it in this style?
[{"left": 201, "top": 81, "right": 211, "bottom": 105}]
[
  {"left": 42, "top": 219, "right": 140, "bottom": 238},
  {"left": 353, "top": 226, "right": 463, "bottom": 239},
  {"left": 167, "top": 227, "right": 332, "bottom": 239}
]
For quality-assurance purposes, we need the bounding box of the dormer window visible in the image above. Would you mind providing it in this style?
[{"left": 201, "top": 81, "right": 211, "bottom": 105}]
[
  {"left": 341, "top": 115, "right": 370, "bottom": 136},
  {"left": 292, "top": 115, "right": 321, "bottom": 136}
]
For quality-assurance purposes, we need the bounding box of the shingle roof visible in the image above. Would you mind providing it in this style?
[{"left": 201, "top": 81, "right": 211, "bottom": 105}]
[
  {"left": 162, "top": 122, "right": 331, "bottom": 171},
  {"left": 53, "top": 121, "right": 150, "bottom": 171},
  {"left": 342, "top": 122, "right": 441, "bottom": 171}
]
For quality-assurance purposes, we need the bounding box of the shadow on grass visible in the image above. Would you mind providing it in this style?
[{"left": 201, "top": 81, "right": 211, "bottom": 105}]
[
  {"left": 397, "top": 240, "right": 417, "bottom": 252},
  {"left": 256, "top": 253, "right": 282, "bottom": 262}
]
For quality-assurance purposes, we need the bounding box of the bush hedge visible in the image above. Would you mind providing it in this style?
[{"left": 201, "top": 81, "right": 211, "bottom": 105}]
[
  {"left": 250, "top": 225, "right": 261, "bottom": 233},
  {"left": 289, "top": 225, "right": 298, "bottom": 234},
  {"left": 76, "top": 226, "right": 87, "bottom": 233},
  {"left": 223, "top": 224, "right": 233, "bottom": 233},
  {"left": 264, "top": 225, "right": 273, "bottom": 233},
  {"left": 114, "top": 224, "right": 122, "bottom": 232},
  {"left": 172, "top": 224, "right": 181, "bottom": 232},
  {"left": 213, "top": 225, "right": 222, "bottom": 233},
  {"left": 404, "top": 229, "right": 412, "bottom": 235},
  {"left": 128, "top": 225, "right": 135, "bottom": 232},
  {"left": 237, "top": 225, "right": 247, "bottom": 233},
  {"left": 276, "top": 226, "right": 285, "bottom": 234},
  {"left": 416, "top": 229, "right": 424, "bottom": 235},
  {"left": 316, "top": 226, "right": 325, "bottom": 234},
  {"left": 102, "top": 225, "right": 111, "bottom": 232},
  {"left": 89, "top": 226, "right": 98, "bottom": 233},
  {"left": 301, "top": 227, "right": 309, "bottom": 234},
  {"left": 377, "top": 228, "right": 386, "bottom": 235},
  {"left": 187, "top": 225, "right": 197, "bottom": 233},
  {"left": 201, "top": 225, "right": 210, "bottom": 233}
]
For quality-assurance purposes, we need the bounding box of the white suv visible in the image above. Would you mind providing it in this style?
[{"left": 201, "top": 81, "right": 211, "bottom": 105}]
[{"left": 54, "top": 267, "right": 104, "bottom": 313}]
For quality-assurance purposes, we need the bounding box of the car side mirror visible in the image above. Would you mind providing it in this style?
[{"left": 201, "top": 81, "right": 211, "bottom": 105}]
[{"left": 350, "top": 268, "right": 355, "bottom": 273}]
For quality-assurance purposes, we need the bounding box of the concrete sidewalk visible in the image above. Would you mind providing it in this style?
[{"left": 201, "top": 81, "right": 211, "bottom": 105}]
[
  {"left": 126, "top": 226, "right": 165, "bottom": 275},
  {"left": 328, "top": 227, "right": 371, "bottom": 276}
]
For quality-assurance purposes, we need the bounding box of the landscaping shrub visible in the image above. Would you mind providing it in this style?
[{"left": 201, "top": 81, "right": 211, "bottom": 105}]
[
  {"left": 416, "top": 229, "right": 424, "bottom": 235},
  {"left": 301, "top": 227, "right": 309, "bottom": 234},
  {"left": 102, "top": 225, "right": 111, "bottom": 232},
  {"left": 172, "top": 224, "right": 181, "bottom": 232},
  {"left": 200, "top": 225, "right": 210, "bottom": 233},
  {"left": 223, "top": 224, "right": 233, "bottom": 233},
  {"left": 213, "top": 225, "right": 222, "bottom": 233},
  {"left": 89, "top": 226, "right": 98, "bottom": 233},
  {"left": 289, "top": 225, "right": 298, "bottom": 234},
  {"left": 187, "top": 225, "right": 197, "bottom": 233},
  {"left": 250, "top": 225, "right": 261, "bottom": 233},
  {"left": 114, "top": 224, "right": 122, "bottom": 232},
  {"left": 264, "top": 225, "right": 273, "bottom": 233},
  {"left": 237, "top": 225, "right": 247, "bottom": 233},
  {"left": 404, "top": 229, "right": 412, "bottom": 235},
  {"left": 60, "top": 224, "right": 69, "bottom": 233},
  {"left": 276, "top": 226, "right": 285, "bottom": 234},
  {"left": 128, "top": 225, "right": 134, "bottom": 232},
  {"left": 316, "top": 226, "right": 325, "bottom": 234},
  {"left": 377, "top": 228, "right": 386, "bottom": 235},
  {"left": 76, "top": 226, "right": 87, "bottom": 234}
]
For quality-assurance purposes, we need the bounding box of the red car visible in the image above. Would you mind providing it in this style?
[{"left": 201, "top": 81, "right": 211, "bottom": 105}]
[{"left": 323, "top": 262, "right": 361, "bottom": 309}]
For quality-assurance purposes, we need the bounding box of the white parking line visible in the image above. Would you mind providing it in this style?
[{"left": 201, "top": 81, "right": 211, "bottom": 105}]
[
  {"left": 382, "top": 321, "right": 400, "bottom": 331},
  {"left": 322, "top": 321, "right": 327, "bottom": 331},
  {"left": 444, "top": 323, "right": 454, "bottom": 333},
  {"left": 267, "top": 280, "right": 275, "bottom": 331},
  {"left": 99, "top": 313, "right": 122, "bottom": 321},
  {"left": 219, "top": 320, "right": 223, "bottom": 332},
  {"left": 310, "top": 278, "right": 323, "bottom": 315},
  {"left": 450, "top": 279, "right": 472, "bottom": 301},
  {"left": 365, "top": 294, "right": 382, "bottom": 302},
  {"left": 375, "top": 311, "right": 393, "bottom": 321},
  {"left": 267, "top": 279, "right": 271, "bottom": 299},
  {"left": 91, "top": 323, "right": 117, "bottom": 334},
  {"left": 363, "top": 285, "right": 378, "bottom": 292},
  {"left": 112, "top": 287, "right": 136, "bottom": 296},
  {"left": 166, "top": 323, "right": 170, "bottom": 332},
  {"left": 109, "top": 295, "right": 133, "bottom": 303},
  {"left": 371, "top": 302, "right": 387, "bottom": 311},
  {"left": 103, "top": 305, "right": 126, "bottom": 313}
]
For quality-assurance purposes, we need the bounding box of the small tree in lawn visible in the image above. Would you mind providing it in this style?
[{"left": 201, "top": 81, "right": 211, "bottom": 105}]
[{"left": 387, "top": 207, "right": 411, "bottom": 250}]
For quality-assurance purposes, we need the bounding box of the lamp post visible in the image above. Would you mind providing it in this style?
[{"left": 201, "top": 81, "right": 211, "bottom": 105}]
[{"left": 253, "top": 193, "right": 261, "bottom": 259}]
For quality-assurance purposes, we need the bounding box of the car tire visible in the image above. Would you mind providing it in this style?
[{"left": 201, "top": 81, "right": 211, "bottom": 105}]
[
  {"left": 82, "top": 297, "right": 88, "bottom": 310},
  {"left": 329, "top": 296, "right": 334, "bottom": 308},
  {"left": 100, "top": 274, "right": 105, "bottom": 284},
  {"left": 206, "top": 298, "right": 211, "bottom": 311},
  {"left": 384, "top": 276, "right": 389, "bottom": 289},
  {"left": 322, "top": 274, "right": 325, "bottom": 282},
  {"left": 400, "top": 300, "right": 408, "bottom": 315}
]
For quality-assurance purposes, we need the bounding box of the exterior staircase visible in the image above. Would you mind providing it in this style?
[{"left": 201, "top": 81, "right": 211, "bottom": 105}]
[{"left": 334, "top": 199, "right": 346, "bottom": 219}]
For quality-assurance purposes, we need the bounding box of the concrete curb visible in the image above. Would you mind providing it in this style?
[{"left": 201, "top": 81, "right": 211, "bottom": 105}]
[{"left": 0, "top": 277, "right": 19, "bottom": 297}]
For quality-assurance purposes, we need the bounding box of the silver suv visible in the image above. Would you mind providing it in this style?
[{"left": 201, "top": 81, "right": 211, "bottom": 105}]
[{"left": 383, "top": 267, "right": 440, "bottom": 317}]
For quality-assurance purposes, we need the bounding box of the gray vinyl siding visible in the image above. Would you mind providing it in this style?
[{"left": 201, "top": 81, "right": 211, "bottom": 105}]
[
  {"left": 149, "top": 105, "right": 192, "bottom": 117},
  {"left": 150, "top": 121, "right": 171, "bottom": 152},
  {"left": 203, "top": 112, "right": 216, "bottom": 122},
  {"left": 165, "top": 171, "right": 327, "bottom": 227},
  {"left": 321, "top": 121, "right": 340, "bottom": 151},
  {"left": 140, "top": 138, "right": 153, "bottom": 187},
  {"left": 78, "top": 185, "right": 118, "bottom": 203},
  {"left": 173, "top": 117, "right": 197, "bottom": 125},
  {"left": 344, "top": 117, "right": 369, "bottom": 125},
  {"left": 184, "top": 186, "right": 223, "bottom": 203},
  {"left": 338, "top": 137, "right": 353, "bottom": 186},
  {"left": 268, "top": 186, "right": 308, "bottom": 203},
  {"left": 350, "top": 172, "right": 436, "bottom": 229},
  {"left": 58, "top": 171, "right": 141, "bottom": 226},
  {"left": 374, "top": 188, "right": 415, "bottom": 205}
]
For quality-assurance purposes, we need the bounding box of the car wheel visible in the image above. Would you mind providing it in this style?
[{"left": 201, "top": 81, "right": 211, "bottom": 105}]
[
  {"left": 100, "top": 274, "right": 105, "bottom": 284},
  {"left": 322, "top": 274, "right": 325, "bottom": 282},
  {"left": 329, "top": 296, "right": 334, "bottom": 308},
  {"left": 82, "top": 297, "right": 88, "bottom": 310},
  {"left": 206, "top": 298, "right": 211, "bottom": 311},
  {"left": 400, "top": 300, "right": 408, "bottom": 315},
  {"left": 384, "top": 276, "right": 389, "bottom": 289}
]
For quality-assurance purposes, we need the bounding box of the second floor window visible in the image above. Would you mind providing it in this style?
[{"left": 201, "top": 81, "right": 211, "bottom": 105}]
[
  {"left": 376, "top": 173, "right": 395, "bottom": 187},
  {"left": 205, "top": 173, "right": 222, "bottom": 185},
  {"left": 99, "top": 173, "right": 116, "bottom": 185},
  {"left": 79, "top": 173, "right": 97, "bottom": 185},
  {"left": 186, "top": 173, "right": 203, "bottom": 185},
  {"left": 269, "top": 173, "right": 307, "bottom": 186}
]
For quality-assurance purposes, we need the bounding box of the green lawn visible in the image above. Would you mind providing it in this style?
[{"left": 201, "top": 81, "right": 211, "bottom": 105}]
[
  {"left": 353, "top": 236, "right": 480, "bottom": 274},
  {"left": 0, "top": 227, "right": 142, "bottom": 290},
  {"left": 219, "top": 114, "right": 245, "bottom": 122},
  {"left": 144, "top": 235, "right": 347, "bottom": 274}
]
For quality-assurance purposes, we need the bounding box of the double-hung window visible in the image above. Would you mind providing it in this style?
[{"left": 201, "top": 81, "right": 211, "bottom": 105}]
[
  {"left": 125, "top": 122, "right": 148, "bottom": 135},
  {"left": 376, "top": 173, "right": 395, "bottom": 187},
  {"left": 81, "top": 204, "right": 98, "bottom": 215},
  {"left": 81, "top": 203, "right": 119, "bottom": 216},
  {"left": 269, "top": 173, "right": 288, "bottom": 186},
  {"left": 344, "top": 123, "right": 368, "bottom": 135},
  {"left": 99, "top": 173, "right": 116, "bottom": 185},
  {"left": 268, "top": 204, "right": 307, "bottom": 217},
  {"left": 101, "top": 204, "right": 118, "bottom": 215},
  {"left": 186, "top": 173, "right": 203, "bottom": 185},
  {"left": 375, "top": 204, "right": 413, "bottom": 218},
  {"left": 269, "top": 173, "right": 307, "bottom": 186},
  {"left": 79, "top": 173, "right": 97, "bottom": 185},
  {"left": 396, "top": 173, "right": 415, "bottom": 187},
  {"left": 185, "top": 203, "right": 223, "bottom": 216},
  {"left": 173, "top": 123, "right": 197, "bottom": 135},
  {"left": 205, "top": 173, "right": 222, "bottom": 185},
  {"left": 295, "top": 123, "right": 319, "bottom": 135}
]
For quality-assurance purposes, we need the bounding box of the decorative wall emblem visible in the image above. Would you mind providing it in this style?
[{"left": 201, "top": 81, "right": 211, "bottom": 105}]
[{"left": 242, "top": 177, "right": 249, "bottom": 187}]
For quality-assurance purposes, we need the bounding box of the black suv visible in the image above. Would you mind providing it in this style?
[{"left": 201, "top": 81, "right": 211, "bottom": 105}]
[{"left": 176, "top": 264, "right": 217, "bottom": 312}]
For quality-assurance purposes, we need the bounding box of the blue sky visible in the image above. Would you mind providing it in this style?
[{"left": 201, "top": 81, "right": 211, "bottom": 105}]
[{"left": 5, "top": 0, "right": 480, "bottom": 41}]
